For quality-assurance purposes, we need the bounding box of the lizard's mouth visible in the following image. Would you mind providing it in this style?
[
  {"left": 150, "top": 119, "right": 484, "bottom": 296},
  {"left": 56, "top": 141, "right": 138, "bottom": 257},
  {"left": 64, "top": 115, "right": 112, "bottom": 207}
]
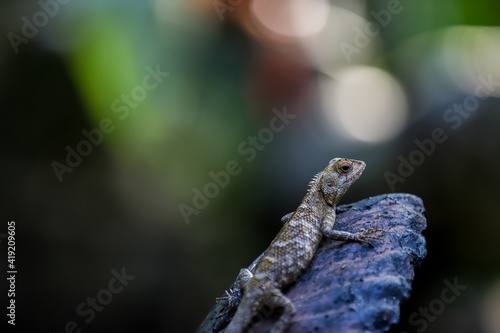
[
  {"left": 351, "top": 163, "right": 366, "bottom": 180},
  {"left": 353, "top": 167, "right": 364, "bottom": 179}
]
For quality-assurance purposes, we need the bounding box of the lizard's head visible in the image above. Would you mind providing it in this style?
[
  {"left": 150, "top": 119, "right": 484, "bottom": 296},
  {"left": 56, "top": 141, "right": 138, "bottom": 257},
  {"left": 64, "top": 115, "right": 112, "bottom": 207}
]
[{"left": 320, "top": 158, "right": 366, "bottom": 207}]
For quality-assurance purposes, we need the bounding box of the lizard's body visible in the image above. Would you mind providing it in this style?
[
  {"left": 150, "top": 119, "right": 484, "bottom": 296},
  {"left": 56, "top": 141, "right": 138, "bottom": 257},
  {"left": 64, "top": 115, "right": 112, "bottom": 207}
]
[{"left": 219, "top": 158, "right": 383, "bottom": 333}]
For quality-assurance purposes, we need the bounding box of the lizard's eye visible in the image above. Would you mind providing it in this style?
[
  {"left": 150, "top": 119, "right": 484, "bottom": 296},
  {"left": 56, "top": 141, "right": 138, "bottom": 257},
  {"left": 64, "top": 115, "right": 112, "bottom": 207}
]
[
  {"left": 339, "top": 163, "right": 352, "bottom": 174},
  {"left": 327, "top": 182, "right": 333, "bottom": 187}
]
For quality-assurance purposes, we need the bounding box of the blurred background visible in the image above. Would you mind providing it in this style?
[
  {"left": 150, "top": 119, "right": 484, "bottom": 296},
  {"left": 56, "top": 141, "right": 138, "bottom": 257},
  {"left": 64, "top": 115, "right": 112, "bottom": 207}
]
[{"left": 1, "top": 0, "right": 500, "bottom": 332}]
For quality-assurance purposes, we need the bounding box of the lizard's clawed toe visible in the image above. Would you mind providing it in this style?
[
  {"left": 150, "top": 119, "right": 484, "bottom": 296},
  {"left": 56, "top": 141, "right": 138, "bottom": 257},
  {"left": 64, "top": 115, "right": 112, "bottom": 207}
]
[
  {"left": 357, "top": 228, "right": 384, "bottom": 245},
  {"left": 215, "top": 290, "right": 232, "bottom": 304}
]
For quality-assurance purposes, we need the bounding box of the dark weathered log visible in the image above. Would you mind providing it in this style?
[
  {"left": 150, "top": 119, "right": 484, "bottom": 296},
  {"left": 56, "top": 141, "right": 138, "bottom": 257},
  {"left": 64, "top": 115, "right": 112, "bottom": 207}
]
[{"left": 198, "top": 193, "right": 427, "bottom": 333}]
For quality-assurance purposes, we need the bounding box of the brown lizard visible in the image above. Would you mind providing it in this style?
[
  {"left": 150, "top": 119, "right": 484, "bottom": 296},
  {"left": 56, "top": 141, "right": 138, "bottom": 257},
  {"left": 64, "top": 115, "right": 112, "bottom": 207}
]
[{"left": 217, "top": 157, "right": 384, "bottom": 333}]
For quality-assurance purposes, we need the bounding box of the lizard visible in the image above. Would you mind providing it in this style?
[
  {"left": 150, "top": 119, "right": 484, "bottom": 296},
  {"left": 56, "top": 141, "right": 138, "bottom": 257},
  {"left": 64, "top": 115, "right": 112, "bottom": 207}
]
[{"left": 216, "top": 157, "right": 383, "bottom": 333}]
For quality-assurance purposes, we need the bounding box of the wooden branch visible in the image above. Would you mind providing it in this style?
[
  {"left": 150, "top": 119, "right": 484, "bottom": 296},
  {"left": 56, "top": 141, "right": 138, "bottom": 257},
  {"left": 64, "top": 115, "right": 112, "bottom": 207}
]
[{"left": 198, "top": 193, "right": 427, "bottom": 333}]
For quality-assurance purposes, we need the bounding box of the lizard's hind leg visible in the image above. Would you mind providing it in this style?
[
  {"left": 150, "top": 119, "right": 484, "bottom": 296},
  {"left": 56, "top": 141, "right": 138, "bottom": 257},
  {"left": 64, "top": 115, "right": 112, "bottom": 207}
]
[
  {"left": 267, "top": 288, "right": 296, "bottom": 333},
  {"left": 216, "top": 268, "right": 253, "bottom": 319}
]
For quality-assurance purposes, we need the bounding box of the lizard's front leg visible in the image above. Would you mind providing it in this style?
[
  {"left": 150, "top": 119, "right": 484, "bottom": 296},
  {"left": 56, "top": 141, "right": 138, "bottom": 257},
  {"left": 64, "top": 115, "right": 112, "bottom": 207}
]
[{"left": 321, "top": 207, "right": 383, "bottom": 246}]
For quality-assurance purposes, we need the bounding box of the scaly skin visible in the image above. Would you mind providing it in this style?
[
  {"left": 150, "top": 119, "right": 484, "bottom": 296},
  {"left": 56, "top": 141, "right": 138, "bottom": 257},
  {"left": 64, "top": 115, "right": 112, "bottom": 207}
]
[{"left": 218, "top": 158, "right": 383, "bottom": 333}]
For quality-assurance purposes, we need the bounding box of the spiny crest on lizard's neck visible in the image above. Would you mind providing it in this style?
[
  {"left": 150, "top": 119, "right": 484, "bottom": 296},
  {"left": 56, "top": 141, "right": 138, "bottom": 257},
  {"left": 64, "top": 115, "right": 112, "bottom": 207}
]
[
  {"left": 299, "top": 171, "right": 324, "bottom": 207},
  {"left": 305, "top": 171, "right": 323, "bottom": 198}
]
